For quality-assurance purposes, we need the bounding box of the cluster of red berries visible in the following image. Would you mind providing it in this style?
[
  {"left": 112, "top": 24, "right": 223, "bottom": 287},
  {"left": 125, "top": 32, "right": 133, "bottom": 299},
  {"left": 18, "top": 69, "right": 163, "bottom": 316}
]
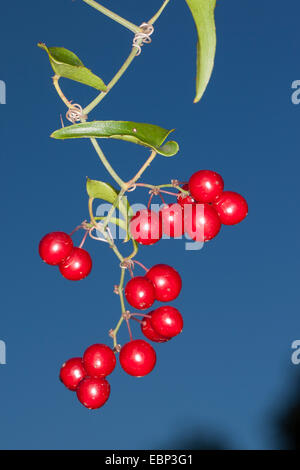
[
  {"left": 40, "top": 169, "right": 248, "bottom": 410},
  {"left": 38, "top": 232, "right": 92, "bottom": 281},
  {"left": 60, "top": 263, "right": 183, "bottom": 409},
  {"left": 129, "top": 169, "right": 248, "bottom": 243},
  {"left": 60, "top": 344, "right": 115, "bottom": 409},
  {"left": 126, "top": 264, "right": 183, "bottom": 342}
]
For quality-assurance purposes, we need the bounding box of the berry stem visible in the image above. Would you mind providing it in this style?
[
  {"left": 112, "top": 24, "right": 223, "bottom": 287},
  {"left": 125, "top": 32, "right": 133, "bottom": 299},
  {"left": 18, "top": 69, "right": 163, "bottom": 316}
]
[
  {"left": 79, "top": 229, "right": 89, "bottom": 249},
  {"left": 82, "top": 0, "right": 140, "bottom": 34},
  {"left": 125, "top": 317, "right": 133, "bottom": 341},
  {"left": 131, "top": 182, "right": 189, "bottom": 195},
  {"left": 132, "top": 260, "right": 149, "bottom": 273}
]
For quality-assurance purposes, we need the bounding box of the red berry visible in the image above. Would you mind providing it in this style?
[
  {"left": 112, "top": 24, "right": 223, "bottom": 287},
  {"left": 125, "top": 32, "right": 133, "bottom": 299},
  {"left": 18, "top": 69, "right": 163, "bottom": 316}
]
[
  {"left": 141, "top": 312, "right": 169, "bottom": 343},
  {"left": 177, "top": 184, "right": 195, "bottom": 207},
  {"left": 83, "top": 344, "right": 116, "bottom": 378},
  {"left": 145, "top": 264, "right": 182, "bottom": 302},
  {"left": 125, "top": 276, "right": 156, "bottom": 310},
  {"left": 184, "top": 203, "right": 221, "bottom": 242},
  {"left": 39, "top": 231, "right": 73, "bottom": 266},
  {"left": 59, "top": 357, "right": 86, "bottom": 391},
  {"left": 129, "top": 209, "right": 162, "bottom": 245},
  {"left": 159, "top": 204, "right": 184, "bottom": 238},
  {"left": 189, "top": 170, "right": 224, "bottom": 203},
  {"left": 59, "top": 247, "right": 92, "bottom": 281},
  {"left": 213, "top": 191, "right": 248, "bottom": 225},
  {"left": 76, "top": 377, "right": 110, "bottom": 409},
  {"left": 119, "top": 339, "right": 156, "bottom": 377},
  {"left": 151, "top": 306, "right": 183, "bottom": 339}
]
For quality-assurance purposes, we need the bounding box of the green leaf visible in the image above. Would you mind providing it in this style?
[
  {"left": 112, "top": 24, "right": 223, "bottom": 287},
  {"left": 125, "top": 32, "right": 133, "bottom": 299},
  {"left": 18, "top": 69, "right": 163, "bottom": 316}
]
[
  {"left": 51, "top": 121, "right": 179, "bottom": 157},
  {"left": 38, "top": 43, "right": 107, "bottom": 91},
  {"left": 185, "top": 0, "right": 217, "bottom": 103},
  {"left": 87, "top": 179, "right": 119, "bottom": 203},
  {"left": 86, "top": 179, "right": 132, "bottom": 240}
]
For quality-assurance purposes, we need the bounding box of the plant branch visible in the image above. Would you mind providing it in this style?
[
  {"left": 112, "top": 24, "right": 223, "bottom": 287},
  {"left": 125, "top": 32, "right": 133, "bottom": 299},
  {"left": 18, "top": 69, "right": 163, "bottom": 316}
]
[
  {"left": 84, "top": 47, "right": 138, "bottom": 115},
  {"left": 90, "top": 138, "right": 124, "bottom": 188},
  {"left": 82, "top": 0, "right": 140, "bottom": 33},
  {"left": 148, "top": 0, "right": 172, "bottom": 25},
  {"left": 84, "top": 0, "right": 172, "bottom": 116},
  {"left": 52, "top": 75, "right": 72, "bottom": 108},
  {"left": 88, "top": 197, "right": 124, "bottom": 262},
  {"left": 111, "top": 268, "right": 126, "bottom": 348},
  {"left": 128, "top": 150, "right": 158, "bottom": 186}
]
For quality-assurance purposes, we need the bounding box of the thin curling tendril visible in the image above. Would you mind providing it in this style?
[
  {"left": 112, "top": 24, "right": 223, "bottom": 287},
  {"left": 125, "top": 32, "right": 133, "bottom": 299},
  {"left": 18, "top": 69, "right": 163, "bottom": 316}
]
[{"left": 132, "top": 22, "right": 154, "bottom": 56}]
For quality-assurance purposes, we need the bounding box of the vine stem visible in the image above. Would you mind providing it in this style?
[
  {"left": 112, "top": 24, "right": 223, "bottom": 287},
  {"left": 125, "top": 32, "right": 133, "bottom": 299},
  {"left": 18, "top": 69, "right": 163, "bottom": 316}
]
[
  {"left": 84, "top": 47, "right": 138, "bottom": 116},
  {"left": 82, "top": 0, "right": 140, "bottom": 34},
  {"left": 101, "top": 150, "right": 158, "bottom": 230},
  {"left": 111, "top": 268, "right": 127, "bottom": 348},
  {"left": 148, "top": 0, "right": 172, "bottom": 25},
  {"left": 129, "top": 150, "right": 157, "bottom": 184},
  {"left": 83, "top": 0, "right": 172, "bottom": 116},
  {"left": 130, "top": 182, "right": 189, "bottom": 195},
  {"left": 90, "top": 138, "right": 125, "bottom": 188},
  {"left": 88, "top": 197, "right": 124, "bottom": 262},
  {"left": 52, "top": 75, "right": 72, "bottom": 108}
]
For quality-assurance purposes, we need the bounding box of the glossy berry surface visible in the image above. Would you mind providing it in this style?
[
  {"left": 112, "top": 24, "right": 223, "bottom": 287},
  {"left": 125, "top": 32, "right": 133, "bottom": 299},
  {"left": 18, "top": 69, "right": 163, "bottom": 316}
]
[
  {"left": 184, "top": 203, "right": 221, "bottom": 242},
  {"left": 83, "top": 344, "right": 116, "bottom": 378},
  {"left": 129, "top": 209, "right": 162, "bottom": 245},
  {"left": 141, "top": 312, "right": 169, "bottom": 343},
  {"left": 145, "top": 264, "right": 182, "bottom": 302},
  {"left": 189, "top": 170, "right": 224, "bottom": 203},
  {"left": 39, "top": 231, "right": 73, "bottom": 266},
  {"left": 160, "top": 204, "right": 184, "bottom": 238},
  {"left": 59, "top": 357, "right": 86, "bottom": 391},
  {"left": 59, "top": 247, "right": 92, "bottom": 281},
  {"left": 151, "top": 306, "right": 183, "bottom": 339},
  {"left": 119, "top": 339, "right": 156, "bottom": 377},
  {"left": 213, "top": 191, "right": 248, "bottom": 225},
  {"left": 125, "top": 276, "right": 156, "bottom": 310},
  {"left": 177, "top": 183, "right": 195, "bottom": 207},
  {"left": 76, "top": 377, "right": 110, "bottom": 409}
]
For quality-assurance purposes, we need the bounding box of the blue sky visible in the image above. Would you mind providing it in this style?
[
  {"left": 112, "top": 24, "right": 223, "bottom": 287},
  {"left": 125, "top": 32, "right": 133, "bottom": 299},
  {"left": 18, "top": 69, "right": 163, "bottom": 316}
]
[{"left": 0, "top": 0, "right": 300, "bottom": 449}]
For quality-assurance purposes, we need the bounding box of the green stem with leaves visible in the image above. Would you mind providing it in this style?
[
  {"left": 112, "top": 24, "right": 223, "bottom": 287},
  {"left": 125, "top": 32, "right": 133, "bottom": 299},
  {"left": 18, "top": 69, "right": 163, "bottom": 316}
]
[{"left": 51, "top": 0, "right": 173, "bottom": 347}]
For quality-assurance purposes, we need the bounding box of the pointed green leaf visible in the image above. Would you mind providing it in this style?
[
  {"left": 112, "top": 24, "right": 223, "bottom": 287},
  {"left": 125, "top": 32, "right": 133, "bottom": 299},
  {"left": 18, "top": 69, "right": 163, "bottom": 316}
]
[
  {"left": 185, "top": 0, "right": 217, "bottom": 103},
  {"left": 51, "top": 121, "right": 179, "bottom": 157},
  {"left": 87, "top": 179, "right": 119, "bottom": 203},
  {"left": 38, "top": 43, "right": 107, "bottom": 91},
  {"left": 86, "top": 179, "right": 132, "bottom": 240}
]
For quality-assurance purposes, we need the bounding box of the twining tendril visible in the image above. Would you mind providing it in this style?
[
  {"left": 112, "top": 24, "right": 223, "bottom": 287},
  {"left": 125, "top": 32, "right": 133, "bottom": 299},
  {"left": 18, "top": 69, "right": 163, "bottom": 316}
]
[
  {"left": 120, "top": 259, "right": 134, "bottom": 278},
  {"left": 66, "top": 103, "right": 87, "bottom": 124},
  {"left": 88, "top": 226, "right": 109, "bottom": 243},
  {"left": 127, "top": 184, "right": 137, "bottom": 192},
  {"left": 120, "top": 259, "right": 134, "bottom": 270},
  {"left": 133, "top": 22, "right": 154, "bottom": 56}
]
